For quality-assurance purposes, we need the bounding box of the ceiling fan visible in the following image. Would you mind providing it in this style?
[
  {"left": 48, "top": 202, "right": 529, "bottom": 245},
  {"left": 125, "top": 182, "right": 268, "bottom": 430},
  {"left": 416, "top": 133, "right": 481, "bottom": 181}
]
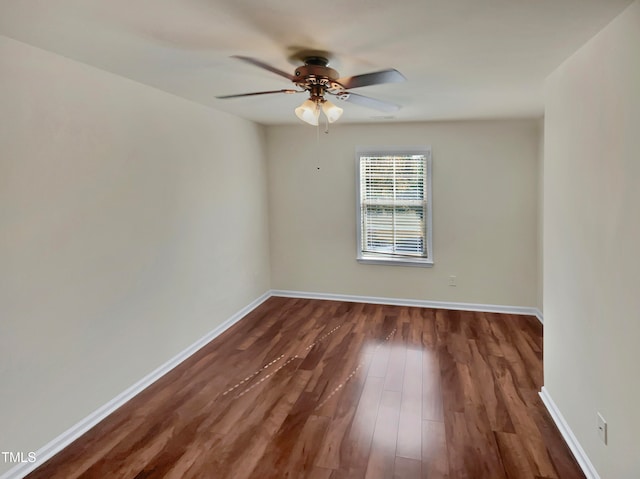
[{"left": 216, "top": 52, "right": 406, "bottom": 125}]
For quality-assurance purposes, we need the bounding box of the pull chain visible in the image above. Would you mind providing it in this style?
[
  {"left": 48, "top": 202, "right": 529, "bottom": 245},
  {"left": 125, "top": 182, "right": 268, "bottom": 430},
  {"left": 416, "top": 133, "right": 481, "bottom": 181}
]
[{"left": 316, "top": 121, "right": 321, "bottom": 170}]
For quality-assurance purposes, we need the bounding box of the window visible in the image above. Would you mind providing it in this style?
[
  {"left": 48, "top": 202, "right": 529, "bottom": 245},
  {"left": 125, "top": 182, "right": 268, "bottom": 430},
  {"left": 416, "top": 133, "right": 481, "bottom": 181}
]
[{"left": 356, "top": 148, "right": 433, "bottom": 266}]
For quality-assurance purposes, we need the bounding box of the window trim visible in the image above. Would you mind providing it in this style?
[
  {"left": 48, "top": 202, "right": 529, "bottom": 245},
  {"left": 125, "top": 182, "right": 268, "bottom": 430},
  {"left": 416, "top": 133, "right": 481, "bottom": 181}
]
[{"left": 355, "top": 147, "right": 433, "bottom": 267}]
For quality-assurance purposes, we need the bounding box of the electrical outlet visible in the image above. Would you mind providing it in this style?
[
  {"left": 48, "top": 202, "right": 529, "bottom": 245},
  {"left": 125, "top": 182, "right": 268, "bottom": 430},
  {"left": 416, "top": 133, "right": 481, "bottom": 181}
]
[
  {"left": 448, "top": 275, "right": 457, "bottom": 287},
  {"left": 597, "top": 412, "right": 607, "bottom": 445}
]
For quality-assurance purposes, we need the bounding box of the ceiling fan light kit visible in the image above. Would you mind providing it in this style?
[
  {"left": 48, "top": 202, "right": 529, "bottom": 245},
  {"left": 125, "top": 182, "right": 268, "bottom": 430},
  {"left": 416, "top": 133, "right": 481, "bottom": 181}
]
[
  {"left": 322, "top": 100, "right": 343, "bottom": 123},
  {"left": 217, "top": 52, "right": 405, "bottom": 126},
  {"left": 294, "top": 97, "right": 344, "bottom": 126},
  {"left": 295, "top": 99, "right": 320, "bottom": 126}
]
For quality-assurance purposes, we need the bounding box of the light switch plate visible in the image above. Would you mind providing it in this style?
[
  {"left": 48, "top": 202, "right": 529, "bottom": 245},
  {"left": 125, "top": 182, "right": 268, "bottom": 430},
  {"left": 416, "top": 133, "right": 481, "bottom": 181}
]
[{"left": 597, "top": 412, "right": 607, "bottom": 445}]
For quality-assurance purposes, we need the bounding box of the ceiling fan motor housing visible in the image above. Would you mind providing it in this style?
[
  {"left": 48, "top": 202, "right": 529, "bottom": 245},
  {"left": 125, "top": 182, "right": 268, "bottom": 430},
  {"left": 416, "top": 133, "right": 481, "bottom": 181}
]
[{"left": 294, "top": 56, "right": 343, "bottom": 92}]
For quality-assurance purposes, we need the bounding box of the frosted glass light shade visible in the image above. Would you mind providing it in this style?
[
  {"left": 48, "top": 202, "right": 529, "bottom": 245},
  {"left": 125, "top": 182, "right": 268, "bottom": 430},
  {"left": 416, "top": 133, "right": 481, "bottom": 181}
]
[
  {"left": 295, "top": 99, "right": 320, "bottom": 125},
  {"left": 322, "top": 100, "right": 343, "bottom": 123}
]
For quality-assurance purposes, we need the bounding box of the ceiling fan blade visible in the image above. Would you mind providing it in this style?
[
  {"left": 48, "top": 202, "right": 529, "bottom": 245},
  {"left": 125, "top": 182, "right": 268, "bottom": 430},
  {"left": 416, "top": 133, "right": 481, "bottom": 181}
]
[
  {"left": 216, "top": 89, "right": 300, "bottom": 99},
  {"left": 337, "top": 69, "right": 406, "bottom": 90},
  {"left": 231, "top": 55, "right": 296, "bottom": 81},
  {"left": 336, "top": 92, "right": 401, "bottom": 112}
]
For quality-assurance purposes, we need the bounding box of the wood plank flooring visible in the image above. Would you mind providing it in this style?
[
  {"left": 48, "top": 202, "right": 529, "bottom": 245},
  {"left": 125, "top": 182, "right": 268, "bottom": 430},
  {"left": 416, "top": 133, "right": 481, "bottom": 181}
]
[{"left": 26, "top": 297, "right": 585, "bottom": 479}]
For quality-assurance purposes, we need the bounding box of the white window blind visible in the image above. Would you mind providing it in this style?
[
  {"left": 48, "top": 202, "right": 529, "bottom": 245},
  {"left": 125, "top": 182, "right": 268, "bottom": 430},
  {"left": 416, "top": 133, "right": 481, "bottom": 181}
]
[{"left": 357, "top": 149, "right": 432, "bottom": 266}]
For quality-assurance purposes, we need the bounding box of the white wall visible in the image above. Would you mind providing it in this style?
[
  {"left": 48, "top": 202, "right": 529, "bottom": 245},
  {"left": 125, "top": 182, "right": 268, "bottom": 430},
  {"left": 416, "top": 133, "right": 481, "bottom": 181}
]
[
  {"left": 544, "top": 1, "right": 640, "bottom": 478},
  {"left": 0, "top": 36, "right": 270, "bottom": 474},
  {"left": 267, "top": 119, "right": 539, "bottom": 307}
]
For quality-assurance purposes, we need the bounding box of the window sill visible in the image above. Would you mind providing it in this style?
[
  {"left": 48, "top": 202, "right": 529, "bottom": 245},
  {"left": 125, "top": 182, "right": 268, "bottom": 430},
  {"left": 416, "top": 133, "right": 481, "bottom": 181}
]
[{"left": 357, "top": 255, "right": 434, "bottom": 268}]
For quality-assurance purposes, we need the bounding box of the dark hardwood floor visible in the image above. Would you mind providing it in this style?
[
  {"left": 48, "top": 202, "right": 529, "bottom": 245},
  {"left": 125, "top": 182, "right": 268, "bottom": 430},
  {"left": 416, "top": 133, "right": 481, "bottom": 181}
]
[{"left": 26, "top": 297, "right": 585, "bottom": 478}]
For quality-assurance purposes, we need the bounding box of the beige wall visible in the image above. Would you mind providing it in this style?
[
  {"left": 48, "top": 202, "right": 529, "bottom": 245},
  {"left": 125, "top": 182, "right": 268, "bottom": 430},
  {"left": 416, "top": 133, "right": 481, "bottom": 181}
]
[
  {"left": 537, "top": 118, "right": 544, "bottom": 313},
  {"left": 0, "top": 36, "right": 270, "bottom": 473},
  {"left": 544, "top": 1, "right": 640, "bottom": 478},
  {"left": 266, "top": 119, "right": 539, "bottom": 307}
]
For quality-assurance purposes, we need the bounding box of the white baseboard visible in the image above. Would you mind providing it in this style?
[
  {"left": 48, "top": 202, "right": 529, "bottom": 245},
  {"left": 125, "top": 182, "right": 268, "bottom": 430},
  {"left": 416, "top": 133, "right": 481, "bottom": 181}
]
[
  {"left": 271, "top": 289, "right": 540, "bottom": 318},
  {"left": 539, "top": 387, "right": 600, "bottom": 479},
  {"left": 0, "top": 291, "right": 272, "bottom": 479},
  {"left": 534, "top": 308, "right": 544, "bottom": 324}
]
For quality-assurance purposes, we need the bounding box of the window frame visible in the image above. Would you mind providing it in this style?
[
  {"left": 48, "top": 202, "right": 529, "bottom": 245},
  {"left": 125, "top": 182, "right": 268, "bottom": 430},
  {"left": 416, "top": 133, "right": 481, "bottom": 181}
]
[{"left": 355, "top": 147, "right": 433, "bottom": 267}]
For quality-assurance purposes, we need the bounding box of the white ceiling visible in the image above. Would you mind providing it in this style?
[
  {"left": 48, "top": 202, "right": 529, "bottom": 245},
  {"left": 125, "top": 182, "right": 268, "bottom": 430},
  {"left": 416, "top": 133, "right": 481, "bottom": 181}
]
[{"left": 0, "top": 0, "right": 633, "bottom": 125}]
